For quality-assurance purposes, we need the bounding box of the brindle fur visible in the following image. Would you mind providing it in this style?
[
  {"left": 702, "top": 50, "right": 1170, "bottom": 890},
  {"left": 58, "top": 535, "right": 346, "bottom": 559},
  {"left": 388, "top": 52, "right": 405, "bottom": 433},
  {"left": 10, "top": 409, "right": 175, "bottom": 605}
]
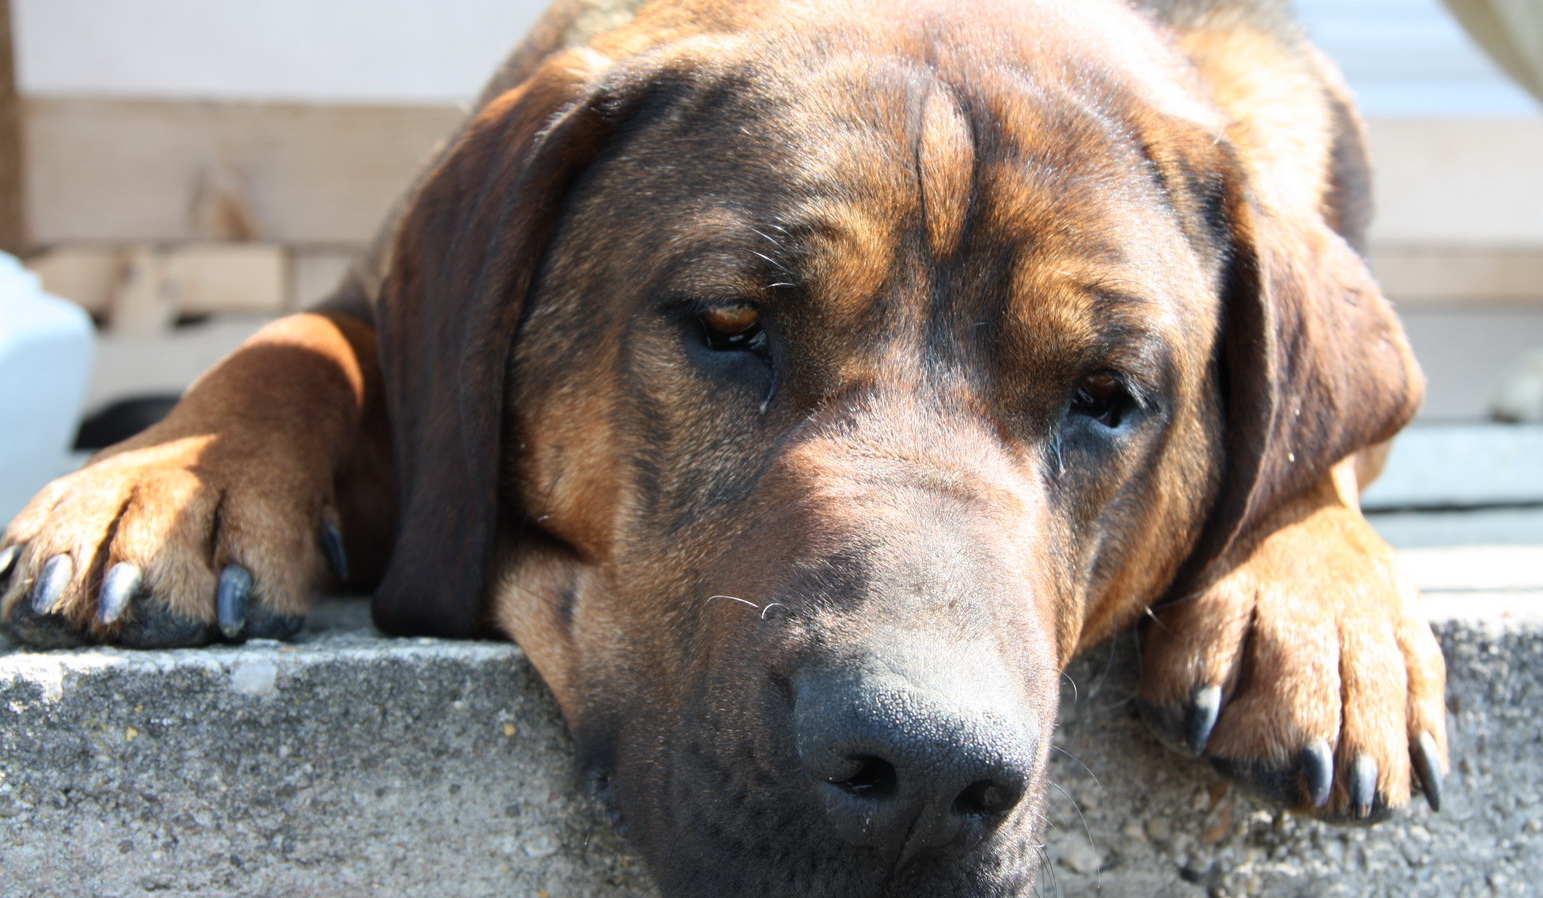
[{"left": 1, "top": 1, "right": 1446, "bottom": 895}]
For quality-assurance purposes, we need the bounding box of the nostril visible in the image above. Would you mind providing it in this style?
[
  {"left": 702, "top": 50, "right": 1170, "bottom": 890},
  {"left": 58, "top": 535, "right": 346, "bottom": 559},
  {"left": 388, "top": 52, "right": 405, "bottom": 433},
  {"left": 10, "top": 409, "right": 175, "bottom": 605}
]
[
  {"left": 829, "top": 755, "right": 898, "bottom": 798},
  {"left": 953, "top": 778, "right": 1023, "bottom": 818}
]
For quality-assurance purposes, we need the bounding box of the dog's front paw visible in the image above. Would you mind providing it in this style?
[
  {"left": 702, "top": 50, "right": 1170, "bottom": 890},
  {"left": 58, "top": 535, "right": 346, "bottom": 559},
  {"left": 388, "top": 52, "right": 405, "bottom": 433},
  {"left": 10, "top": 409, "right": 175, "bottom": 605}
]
[
  {"left": 1137, "top": 501, "right": 1448, "bottom": 823},
  {"left": 1, "top": 435, "right": 344, "bottom": 648}
]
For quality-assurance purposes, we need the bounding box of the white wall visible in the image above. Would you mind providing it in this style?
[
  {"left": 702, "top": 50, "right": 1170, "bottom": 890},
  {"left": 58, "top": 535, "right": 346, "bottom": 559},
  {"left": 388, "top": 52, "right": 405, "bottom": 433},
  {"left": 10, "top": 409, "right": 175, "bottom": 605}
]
[
  {"left": 14, "top": 0, "right": 547, "bottom": 104},
  {"left": 1296, "top": 0, "right": 1539, "bottom": 116},
  {"left": 14, "top": 0, "right": 1541, "bottom": 115}
]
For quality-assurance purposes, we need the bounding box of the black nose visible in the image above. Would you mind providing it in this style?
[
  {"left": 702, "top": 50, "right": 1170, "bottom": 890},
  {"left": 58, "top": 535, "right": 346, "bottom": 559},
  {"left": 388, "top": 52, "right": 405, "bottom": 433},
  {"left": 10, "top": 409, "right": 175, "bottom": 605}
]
[{"left": 792, "top": 655, "right": 1038, "bottom": 860}]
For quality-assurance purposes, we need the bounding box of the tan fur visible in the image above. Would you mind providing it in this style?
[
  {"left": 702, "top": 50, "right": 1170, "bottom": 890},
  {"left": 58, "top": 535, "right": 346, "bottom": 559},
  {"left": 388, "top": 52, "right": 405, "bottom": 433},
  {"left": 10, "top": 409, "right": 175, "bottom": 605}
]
[{"left": 1140, "top": 455, "right": 1448, "bottom": 808}]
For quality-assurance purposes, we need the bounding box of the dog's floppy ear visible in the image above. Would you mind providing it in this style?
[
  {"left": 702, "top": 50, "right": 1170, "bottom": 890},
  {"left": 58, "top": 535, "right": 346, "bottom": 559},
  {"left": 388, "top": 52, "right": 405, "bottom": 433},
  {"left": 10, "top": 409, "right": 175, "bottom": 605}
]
[
  {"left": 370, "top": 50, "right": 620, "bottom": 637},
  {"left": 1184, "top": 173, "right": 1424, "bottom": 589}
]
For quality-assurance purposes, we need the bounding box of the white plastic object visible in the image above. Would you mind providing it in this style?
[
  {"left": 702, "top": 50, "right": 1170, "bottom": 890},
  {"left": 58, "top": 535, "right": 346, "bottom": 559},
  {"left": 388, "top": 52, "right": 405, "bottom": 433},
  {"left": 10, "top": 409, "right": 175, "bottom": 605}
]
[{"left": 0, "top": 252, "right": 95, "bottom": 528}]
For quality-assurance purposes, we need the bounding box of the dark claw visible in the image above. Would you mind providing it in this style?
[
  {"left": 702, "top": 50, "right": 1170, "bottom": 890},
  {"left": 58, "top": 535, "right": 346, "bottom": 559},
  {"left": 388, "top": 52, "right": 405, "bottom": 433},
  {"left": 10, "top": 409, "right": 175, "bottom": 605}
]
[
  {"left": 1300, "top": 739, "right": 1334, "bottom": 809},
  {"left": 245, "top": 612, "right": 306, "bottom": 640},
  {"left": 1412, "top": 731, "right": 1443, "bottom": 812},
  {"left": 30, "top": 555, "right": 74, "bottom": 615},
  {"left": 1136, "top": 686, "right": 1221, "bottom": 758},
  {"left": 1349, "top": 754, "right": 1378, "bottom": 819},
  {"left": 320, "top": 521, "right": 349, "bottom": 582},
  {"left": 216, "top": 565, "right": 254, "bottom": 640},
  {"left": 1187, "top": 685, "right": 1222, "bottom": 755},
  {"left": 0, "top": 544, "right": 18, "bottom": 583},
  {"left": 98, "top": 563, "right": 144, "bottom": 625}
]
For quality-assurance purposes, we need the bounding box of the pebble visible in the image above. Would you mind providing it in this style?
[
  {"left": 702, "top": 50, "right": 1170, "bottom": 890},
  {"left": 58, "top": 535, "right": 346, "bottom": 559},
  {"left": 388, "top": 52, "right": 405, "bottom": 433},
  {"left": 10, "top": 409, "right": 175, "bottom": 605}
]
[
  {"left": 523, "top": 834, "right": 559, "bottom": 859},
  {"left": 1059, "top": 837, "right": 1103, "bottom": 875},
  {"left": 228, "top": 661, "right": 278, "bottom": 697}
]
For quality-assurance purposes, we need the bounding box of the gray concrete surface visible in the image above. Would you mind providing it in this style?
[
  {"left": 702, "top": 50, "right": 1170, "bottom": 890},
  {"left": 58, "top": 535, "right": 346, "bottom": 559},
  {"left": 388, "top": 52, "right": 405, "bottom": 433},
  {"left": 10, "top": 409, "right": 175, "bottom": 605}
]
[{"left": 3, "top": 588, "right": 1540, "bottom": 898}]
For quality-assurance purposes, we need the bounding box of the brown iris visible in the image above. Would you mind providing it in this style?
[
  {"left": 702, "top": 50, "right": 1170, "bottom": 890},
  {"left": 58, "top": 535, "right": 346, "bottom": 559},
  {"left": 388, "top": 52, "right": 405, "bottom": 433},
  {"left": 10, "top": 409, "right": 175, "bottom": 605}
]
[{"left": 698, "top": 304, "right": 767, "bottom": 353}]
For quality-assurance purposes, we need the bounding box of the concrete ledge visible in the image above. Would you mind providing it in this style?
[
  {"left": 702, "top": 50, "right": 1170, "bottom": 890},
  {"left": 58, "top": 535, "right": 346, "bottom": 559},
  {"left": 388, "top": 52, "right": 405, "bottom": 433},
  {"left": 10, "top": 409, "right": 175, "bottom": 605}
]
[{"left": 3, "top": 592, "right": 1540, "bottom": 897}]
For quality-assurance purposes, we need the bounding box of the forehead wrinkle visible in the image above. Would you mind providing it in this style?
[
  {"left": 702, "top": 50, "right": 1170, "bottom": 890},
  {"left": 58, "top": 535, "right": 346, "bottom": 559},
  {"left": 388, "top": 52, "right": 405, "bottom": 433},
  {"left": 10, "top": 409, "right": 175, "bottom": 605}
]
[{"left": 917, "top": 82, "right": 974, "bottom": 260}]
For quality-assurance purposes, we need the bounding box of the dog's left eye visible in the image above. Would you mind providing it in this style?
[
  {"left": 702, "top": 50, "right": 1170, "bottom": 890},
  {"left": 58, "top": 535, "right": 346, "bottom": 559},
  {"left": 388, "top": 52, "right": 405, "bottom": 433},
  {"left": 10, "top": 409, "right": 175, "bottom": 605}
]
[
  {"left": 699, "top": 304, "right": 768, "bottom": 354},
  {"left": 1070, "top": 372, "right": 1129, "bottom": 428}
]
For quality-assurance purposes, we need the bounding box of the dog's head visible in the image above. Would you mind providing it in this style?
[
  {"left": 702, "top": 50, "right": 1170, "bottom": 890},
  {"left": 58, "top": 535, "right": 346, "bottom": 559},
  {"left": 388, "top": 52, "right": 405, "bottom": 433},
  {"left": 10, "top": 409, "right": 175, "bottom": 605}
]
[{"left": 372, "top": 1, "right": 1420, "bottom": 894}]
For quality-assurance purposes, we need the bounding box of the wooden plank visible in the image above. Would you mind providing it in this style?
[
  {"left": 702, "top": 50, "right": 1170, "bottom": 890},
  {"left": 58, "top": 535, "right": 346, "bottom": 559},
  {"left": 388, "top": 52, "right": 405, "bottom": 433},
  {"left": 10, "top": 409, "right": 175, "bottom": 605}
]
[
  {"left": 25, "top": 98, "right": 461, "bottom": 245},
  {"left": 111, "top": 247, "right": 175, "bottom": 335},
  {"left": 165, "top": 243, "right": 288, "bottom": 316},
  {"left": 1369, "top": 247, "right": 1543, "bottom": 307},
  {"left": 0, "top": 0, "right": 23, "bottom": 254},
  {"left": 24, "top": 245, "right": 123, "bottom": 316},
  {"left": 22, "top": 99, "right": 1543, "bottom": 251},
  {"left": 1373, "top": 510, "right": 1543, "bottom": 555},
  {"left": 1395, "top": 544, "right": 1543, "bottom": 590},
  {"left": 1362, "top": 424, "right": 1543, "bottom": 510},
  {"left": 289, "top": 247, "right": 359, "bottom": 310},
  {"left": 26, "top": 242, "right": 290, "bottom": 329},
  {"left": 1366, "top": 117, "right": 1543, "bottom": 247}
]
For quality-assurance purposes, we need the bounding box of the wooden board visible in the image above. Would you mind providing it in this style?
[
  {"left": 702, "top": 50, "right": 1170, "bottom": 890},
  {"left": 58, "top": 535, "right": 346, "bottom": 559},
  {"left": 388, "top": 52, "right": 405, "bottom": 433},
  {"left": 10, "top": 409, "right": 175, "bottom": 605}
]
[
  {"left": 18, "top": 98, "right": 1543, "bottom": 308},
  {"left": 1365, "top": 117, "right": 1543, "bottom": 247},
  {"left": 1369, "top": 247, "right": 1543, "bottom": 306},
  {"left": 1362, "top": 424, "right": 1543, "bottom": 510},
  {"left": 25, "top": 97, "right": 461, "bottom": 245},
  {"left": 27, "top": 242, "right": 291, "bottom": 329}
]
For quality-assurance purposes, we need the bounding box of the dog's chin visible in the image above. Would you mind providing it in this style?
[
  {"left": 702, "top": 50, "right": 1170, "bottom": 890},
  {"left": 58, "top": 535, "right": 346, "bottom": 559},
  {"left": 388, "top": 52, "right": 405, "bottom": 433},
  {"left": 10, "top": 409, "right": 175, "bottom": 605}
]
[
  {"left": 583, "top": 748, "right": 1050, "bottom": 898},
  {"left": 640, "top": 819, "right": 1049, "bottom": 898}
]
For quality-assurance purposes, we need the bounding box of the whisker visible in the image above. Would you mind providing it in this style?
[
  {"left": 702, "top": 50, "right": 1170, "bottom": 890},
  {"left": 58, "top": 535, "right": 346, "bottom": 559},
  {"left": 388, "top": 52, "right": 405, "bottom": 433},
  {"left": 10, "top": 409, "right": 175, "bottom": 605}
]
[
  {"left": 1049, "top": 744, "right": 1102, "bottom": 789},
  {"left": 1048, "top": 779, "right": 1100, "bottom": 890},
  {"left": 1036, "top": 843, "right": 1062, "bottom": 898},
  {"left": 748, "top": 248, "right": 795, "bottom": 278},
  {"left": 1060, "top": 669, "right": 1080, "bottom": 703},
  {"left": 747, "top": 226, "right": 785, "bottom": 249}
]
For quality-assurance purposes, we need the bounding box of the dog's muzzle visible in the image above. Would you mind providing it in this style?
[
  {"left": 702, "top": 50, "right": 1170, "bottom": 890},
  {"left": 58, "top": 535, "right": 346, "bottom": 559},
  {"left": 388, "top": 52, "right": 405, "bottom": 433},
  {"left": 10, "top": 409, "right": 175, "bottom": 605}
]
[{"left": 792, "top": 641, "right": 1040, "bottom": 863}]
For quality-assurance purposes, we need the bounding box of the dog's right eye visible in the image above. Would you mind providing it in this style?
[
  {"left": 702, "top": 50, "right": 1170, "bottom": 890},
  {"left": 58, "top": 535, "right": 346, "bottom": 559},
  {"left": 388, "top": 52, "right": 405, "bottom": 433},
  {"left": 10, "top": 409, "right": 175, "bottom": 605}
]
[{"left": 699, "top": 305, "right": 768, "bottom": 355}]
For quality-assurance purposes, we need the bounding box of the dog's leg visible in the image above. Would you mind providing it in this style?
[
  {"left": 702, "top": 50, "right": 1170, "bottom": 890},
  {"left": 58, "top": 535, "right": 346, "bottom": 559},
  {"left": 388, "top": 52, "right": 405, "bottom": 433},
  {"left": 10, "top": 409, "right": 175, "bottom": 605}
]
[
  {"left": 0, "top": 312, "right": 390, "bottom": 647},
  {"left": 1139, "top": 454, "right": 1449, "bottom": 821}
]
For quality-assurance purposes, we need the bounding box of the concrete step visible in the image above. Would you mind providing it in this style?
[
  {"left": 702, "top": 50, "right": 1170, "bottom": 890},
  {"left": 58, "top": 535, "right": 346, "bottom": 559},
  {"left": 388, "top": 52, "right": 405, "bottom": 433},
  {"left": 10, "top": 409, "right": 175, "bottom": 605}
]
[{"left": 3, "top": 588, "right": 1540, "bottom": 898}]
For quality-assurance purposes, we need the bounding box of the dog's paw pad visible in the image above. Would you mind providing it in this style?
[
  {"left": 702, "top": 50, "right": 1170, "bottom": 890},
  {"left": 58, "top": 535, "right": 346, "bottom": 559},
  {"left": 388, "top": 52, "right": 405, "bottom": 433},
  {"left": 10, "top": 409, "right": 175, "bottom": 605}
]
[
  {"left": 116, "top": 607, "right": 219, "bottom": 649},
  {"left": 1213, "top": 741, "right": 1336, "bottom": 813},
  {"left": 0, "top": 552, "right": 84, "bottom": 648},
  {"left": 95, "top": 565, "right": 306, "bottom": 647}
]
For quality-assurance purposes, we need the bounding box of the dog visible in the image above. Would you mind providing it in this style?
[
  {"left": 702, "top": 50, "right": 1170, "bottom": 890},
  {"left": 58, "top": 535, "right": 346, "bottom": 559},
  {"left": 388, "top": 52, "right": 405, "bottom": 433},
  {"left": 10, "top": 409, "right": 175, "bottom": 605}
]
[{"left": 0, "top": 0, "right": 1448, "bottom": 894}]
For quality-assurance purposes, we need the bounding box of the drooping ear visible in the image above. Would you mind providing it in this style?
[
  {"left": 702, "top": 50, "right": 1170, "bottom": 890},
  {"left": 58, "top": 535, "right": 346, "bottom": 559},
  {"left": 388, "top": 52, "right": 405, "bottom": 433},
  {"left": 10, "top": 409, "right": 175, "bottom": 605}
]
[
  {"left": 1184, "top": 177, "right": 1424, "bottom": 588},
  {"left": 370, "top": 49, "right": 620, "bottom": 637}
]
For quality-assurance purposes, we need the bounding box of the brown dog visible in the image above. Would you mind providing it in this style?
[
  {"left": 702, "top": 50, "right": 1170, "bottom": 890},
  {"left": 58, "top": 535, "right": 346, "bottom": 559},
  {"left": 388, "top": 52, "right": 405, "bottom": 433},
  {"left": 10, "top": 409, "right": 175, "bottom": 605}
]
[{"left": 0, "top": 0, "right": 1447, "bottom": 894}]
